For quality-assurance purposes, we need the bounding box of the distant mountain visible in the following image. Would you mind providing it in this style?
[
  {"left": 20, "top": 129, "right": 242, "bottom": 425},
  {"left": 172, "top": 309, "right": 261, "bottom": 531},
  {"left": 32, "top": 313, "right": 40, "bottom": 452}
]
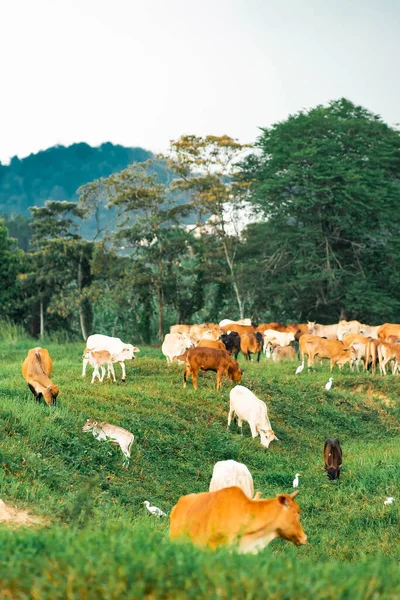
[{"left": 0, "top": 142, "right": 153, "bottom": 216}]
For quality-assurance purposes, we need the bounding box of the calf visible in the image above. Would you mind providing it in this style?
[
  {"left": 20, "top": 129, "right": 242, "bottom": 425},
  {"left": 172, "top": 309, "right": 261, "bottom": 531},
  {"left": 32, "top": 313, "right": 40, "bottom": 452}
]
[
  {"left": 220, "top": 331, "right": 241, "bottom": 359},
  {"left": 228, "top": 385, "right": 278, "bottom": 448},
  {"left": 82, "top": 419, "right": 134, "bottom": 467},
  {"left": 22, "top": 347, "right": 59, "bottom": 406},
  {"left": 322, "top": 438, "right": 342, "bottom": 481},
  {"left": 183, "top": 347, "right": 242, "bottom": 390},
  {"left": 83, "top": 334, "right": 140, "bottom": 382},
  {"left": 272, "top": 346, "right": 296, "bottom": 361},
  {"left": 83, "top": 349, "right": 116, "bottom": 383},
  {"left": 209, "top": 460, "right": 255, "bottom": 499},
  {"left": 240, "top": 332, "right": 263, "bottom": 362},
  {"left": 263, "top": 329, "right": 295, "bottom": 354}
]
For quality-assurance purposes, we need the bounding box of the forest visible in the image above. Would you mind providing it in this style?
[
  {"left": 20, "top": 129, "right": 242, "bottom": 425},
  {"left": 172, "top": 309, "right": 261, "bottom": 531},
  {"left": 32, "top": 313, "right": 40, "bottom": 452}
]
[{"left": 1, "top": 98, "right": 400, "bottom": 342}]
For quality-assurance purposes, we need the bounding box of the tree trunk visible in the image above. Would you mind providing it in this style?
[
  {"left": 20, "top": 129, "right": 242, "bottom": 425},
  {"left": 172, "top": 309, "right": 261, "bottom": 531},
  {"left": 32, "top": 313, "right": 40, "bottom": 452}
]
[
  {"left": 222, "top": 239, "right": 245, "bottom": 319},
  {"left": 78, "top": 259, "right": 88, "bottom": 341},
  {"left": 39, "top": 298, "right": 44, "bottom": 339},
  {"left": 158, "top": 287, "right": 165, "bottom": 341}
]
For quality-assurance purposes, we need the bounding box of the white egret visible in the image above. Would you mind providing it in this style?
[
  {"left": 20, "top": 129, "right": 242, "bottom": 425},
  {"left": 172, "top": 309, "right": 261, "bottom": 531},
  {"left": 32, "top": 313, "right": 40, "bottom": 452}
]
[
  {"left": 293, "top": 473, "right": 301, "bottom": 488},
  {"left": 295, "top": 361, "right": 304, "bottom": 375},
  {"left": 325, "top": 377, "right": 333, "bottom": 391},
  {"left": 143, "top": 501, "right": 167, "bottom": 517},
  {"left": 384, "top": 497, "right": 394, "bottom": 506}
]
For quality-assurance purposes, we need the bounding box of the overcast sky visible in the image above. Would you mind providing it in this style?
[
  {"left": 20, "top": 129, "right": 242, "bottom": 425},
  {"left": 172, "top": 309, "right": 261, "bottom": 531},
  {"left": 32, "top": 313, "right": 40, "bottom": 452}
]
[{"left": 1, "top": 0, "right": 399, "bottom": 164}]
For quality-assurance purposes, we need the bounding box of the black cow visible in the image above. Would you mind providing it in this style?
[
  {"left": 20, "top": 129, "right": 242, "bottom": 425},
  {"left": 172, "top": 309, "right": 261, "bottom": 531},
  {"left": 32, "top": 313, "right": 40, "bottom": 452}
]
[
  {"left": 220, "top": 331, "right": 241, "bottom": 359},
  {"left": 322, "top": 438, "right": 342, "bottom": 481}
]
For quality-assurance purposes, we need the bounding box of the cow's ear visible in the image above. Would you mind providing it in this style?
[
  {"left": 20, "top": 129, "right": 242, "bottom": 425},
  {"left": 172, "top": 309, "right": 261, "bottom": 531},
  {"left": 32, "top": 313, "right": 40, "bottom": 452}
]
[
  {"left": 290, "top": 491, "right": 299, "bottom": 499},
  {"left": 320, "top": 466, "right": 327, "bottom": 471},
  {"left": 338, "top": 464, "right": 342, "bottom": 468},
  {"left": 133, "top": 347, "right": 140, "bottom": 352},
  {"left": 277, "top": 494, "right": 290, "bottom": 507}
]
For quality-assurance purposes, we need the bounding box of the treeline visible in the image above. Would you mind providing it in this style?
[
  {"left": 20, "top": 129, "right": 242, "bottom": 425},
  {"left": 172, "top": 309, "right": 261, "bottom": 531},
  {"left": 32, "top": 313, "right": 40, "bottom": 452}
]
[{"left": 1, "top": 99, "right": 400, "bottom": 342}]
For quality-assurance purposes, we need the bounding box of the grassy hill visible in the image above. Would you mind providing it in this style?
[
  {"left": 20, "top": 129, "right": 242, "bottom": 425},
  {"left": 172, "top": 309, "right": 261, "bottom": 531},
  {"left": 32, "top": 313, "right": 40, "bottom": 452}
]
[{"left": 1, "top": 334, "right": 400, "bottom": 598}]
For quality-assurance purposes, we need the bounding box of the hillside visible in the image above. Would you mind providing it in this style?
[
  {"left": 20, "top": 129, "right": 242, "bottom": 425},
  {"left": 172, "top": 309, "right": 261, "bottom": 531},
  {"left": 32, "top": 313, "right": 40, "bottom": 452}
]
[
  {"left": 1, "top": 337, "right": 400, "bottom": 597},
  {"left": 0, "top": 142, "right": 152, "bottom": 217}
]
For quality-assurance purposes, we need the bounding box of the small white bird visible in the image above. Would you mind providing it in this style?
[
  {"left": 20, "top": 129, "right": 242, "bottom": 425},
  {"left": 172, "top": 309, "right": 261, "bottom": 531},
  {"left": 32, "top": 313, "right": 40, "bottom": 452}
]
[
  {"left": 325, "top": 377, "right": 333, "bottom": 391},
  {"left": 293, "top": 473, "right": 301, "bottom": 488},
  {"left": 143, "top": 500, "right": 167, "bottom": 517},
  {"left": 295, "top": 361, "right": 304, "bottom": 375},
  {"left": 384, "top": 497, "right": 394, "bottom": 506}
]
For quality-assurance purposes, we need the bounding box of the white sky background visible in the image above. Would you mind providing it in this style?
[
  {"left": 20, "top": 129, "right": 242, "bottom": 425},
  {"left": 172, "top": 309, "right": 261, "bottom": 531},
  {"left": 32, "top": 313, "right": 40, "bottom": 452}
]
[{"left": 1, "top": 0, "right": 399, "bottom": 164}]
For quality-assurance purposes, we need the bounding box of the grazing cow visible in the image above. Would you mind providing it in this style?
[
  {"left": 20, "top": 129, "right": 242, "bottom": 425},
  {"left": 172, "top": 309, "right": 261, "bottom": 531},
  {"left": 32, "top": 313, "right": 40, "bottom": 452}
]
[
  {"left": 272, "top": 346, "right": 296, "bottom": 361},
  {"left": 322, "top": 438, "right": 342, "bottom": 481},
  {"left": 197, "top": 339, "right": 226, "bottom": 350},
  {"left": 82, "top": 334, "right": 140, "bottom": 382},
  {"left": 82, "top": 419, "right": 134, "bottom": 467},
  {"left": 377, "top": 342, "right": 400, "bottom": 375},
  {"left": 220, "top": 331, "right": 241, "bottom": 359},
  {"left": 240, "top": 332, "right": 263, "bottom": 362},
  {"left": 209, "top": 460, "right": 255, "bottom": 499},
  {"left": 219, "top": 319, "right": 252, "bottom": 327},
  {"left": 183, "top": 347, "right": 242, "bottom": 390},
  {"left": 377, "top": 324, "right": 400, "bottom": 343},
  {"left": 170, "top": 486, "right": 307, "bottom": 552},
  {"left": 228, "top": 385, "right": 278, "bottom": 448},
  {"left": 162, "top": 333, "right": 193, "bottom": 365},
  {"left": 299, "top": 335, "right": 355, "bottom": 371},
  {"left": 22, "top": 347, "right": 59, "bottom": 406},
  {"left": 83, "top": 348, "right": 116, "bottom": 383},
  {"left": 307, "top": 322, "right": 338, "bottom": 339},
  {"left": 337, "top": 320, "right": 362, "bottom": 341},
  {"left": 359, "top": 324, "right": 380, "bottom": 340},
  {"left": 263, "top": 329, "right": 295, "bottom": 353}
]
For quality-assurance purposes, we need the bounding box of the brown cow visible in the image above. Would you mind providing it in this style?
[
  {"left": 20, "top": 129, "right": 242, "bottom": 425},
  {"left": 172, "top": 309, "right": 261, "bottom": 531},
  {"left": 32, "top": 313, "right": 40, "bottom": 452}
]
[
  {"left": 170, "top": 486, "right": 307, "bottom": 553},
  {"left": 221, "top": 324, "right": 256, "bottom": 337},
  {"left": 272, "top": 346, "right": 296, "bottom": 361},
  {"left": 299, "top": 335, "right": 355, "bottom": 371},
  {"left": 183, "top": 347, "right": 242, "bottom": 390},
  {"left": 22, "top": 347, "right": 59, "bottom": 406},
  {"left": 322, "top": 438, "right": 342, "bottom": 481},
  {"left": 377, "top": 342, "right": 400, "bottom": 375},
  {"left": 377, "top": 323, "right": 400, "bottom": 343},
  {"left": 240, "top": 333, "right": 263, "bottom": 362},
  {"left": 197, "top": 339, "right": 226, "bottom": 350}
]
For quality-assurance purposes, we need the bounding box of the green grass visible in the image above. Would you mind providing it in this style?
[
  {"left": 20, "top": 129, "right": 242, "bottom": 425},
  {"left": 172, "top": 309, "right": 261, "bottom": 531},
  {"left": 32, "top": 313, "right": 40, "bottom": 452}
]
[{"left": 1, "top": 339, "right": 400, "bottom": 598}]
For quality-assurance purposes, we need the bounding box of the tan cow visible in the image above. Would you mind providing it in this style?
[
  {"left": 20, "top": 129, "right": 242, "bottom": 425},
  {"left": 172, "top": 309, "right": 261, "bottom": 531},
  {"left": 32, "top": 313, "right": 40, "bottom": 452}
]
[
  {"left": 240, "top": 333, "right": 263, "bottom": 361},
  {"left": 197, "top": 339, "right": 226, "bottom": 350},
  {"left": 377, "top": 342, "right": 400, "bottom": 375},
  {"left": 221, "top": 324, "right": 256, "bottom": 337},
  {"left": 307, "top": 322, "right": 338, "bottom": 339},
  {"left": 299, "top": 335, "right": 355, "bottom": 371},
  {"left": 342, "top": 334, "right": 370, "bottom": 371},
  {"left": 377, "top": 324, "right": 400, "bottom": 343},
  {"left": 170, "top": 486, "right": 307, "bottom": 553},
  {"left": 272, "top": 346, "right": 296, "bottom": 361},
  {"left": 22, "top": 347, "right": 59, "bottom": 406}
]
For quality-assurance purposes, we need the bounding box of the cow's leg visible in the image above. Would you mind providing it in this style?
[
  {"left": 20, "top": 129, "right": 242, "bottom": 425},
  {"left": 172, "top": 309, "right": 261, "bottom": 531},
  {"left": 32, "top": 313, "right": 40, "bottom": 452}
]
[
  {"left": 120, "top": 361, "right": 126, "bottom": 382},
  {"left": 216, "top": 369, "right": 223, "bottom": 390},
  {"left": 227, "top": 405, "right": 233, "bottom": 429},
  {"left": 82, "top": 358, "right": 88, "bottom": 377},
  {"left": 28, "top": 383, "right": 38, "bottom": 400},
  {"left": 99, "top": 366, "right": 106, "bottom": 382},
  {"left": 192, "top": 367, "right": 199, "bottom": 390},
  {"left": 91, "top": 367, "right": 99, "bottom": 384},
  {"left": 110, "top": 363, "right": 116, "bottom": 382},
  {"left": 249, "top": 422, "right": 258, "bottom": 438},
  {"left": 257, "top": 351, "right": 261, "bottom": 363},
  {"left": 183, "top": 364, "right": 191, "bottom": 388}
]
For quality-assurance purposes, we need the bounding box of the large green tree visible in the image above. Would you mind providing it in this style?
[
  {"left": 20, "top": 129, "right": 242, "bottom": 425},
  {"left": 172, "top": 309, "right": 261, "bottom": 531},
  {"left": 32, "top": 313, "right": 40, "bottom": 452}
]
[
  {"left": 243, "top": 99, "right": 400, "bottom": 322},
  {"left": 0, "top": 220, "right": 23, "bottom": 320}
]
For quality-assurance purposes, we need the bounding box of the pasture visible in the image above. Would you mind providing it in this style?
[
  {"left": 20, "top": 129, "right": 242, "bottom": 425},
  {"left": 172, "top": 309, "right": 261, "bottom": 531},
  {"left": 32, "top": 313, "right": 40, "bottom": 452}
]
[{"left": 1, "top": 336, "right": 400, "bottom": 599}]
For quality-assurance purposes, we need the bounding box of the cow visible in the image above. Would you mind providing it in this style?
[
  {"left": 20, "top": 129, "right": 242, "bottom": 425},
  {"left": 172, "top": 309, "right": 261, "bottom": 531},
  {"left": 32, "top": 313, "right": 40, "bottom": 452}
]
[
  {"left": 220, "top": 324, "right": 256, "bottom": 337},
  {"left": 82, "top": 419, "right": 134, "bottom": 468},
  {"left": 337, "top": 320, "right": 362, "bottom": 341},
  {"left": 299, "top": 335, "right": 355, "bottom": 371},
  {"left": 162, "top": 332, "right": 193, "bottom": 365},
  {"left": 263, "top": 329, "right": 295, "bottom": 354},
  {"left": 189, "top": 323, "right": 222, "bottom": 344},
  {"left": 272, "top": 346, "right": 296, "bottom": 361},
  {"left": 377, "top": 324, "right": 400, "bottom": 343},
  {"left": 228, "top": 385, "right": 278, "bottom": 448},
  {"left": 82, "top": 334, "right": 140, "bottom": 382},
  {"left": 220, "top": 331, "right": 241, "bottom": 359},
  {"left": 377, "top": 342, "right": 400, "bottom": 375},
  {"left": 209, "top": 460, "right": 255, "bottom": 499},
  {"left": 170, "top": 486, "right": 307, "bottom": 553},
  {"left": 197, "top": 339, "right": 226, "bottom": 350},
  {"left": 219, "top": 319, "right": 252, "bottom": 327},
  {"left": 170, "top": 324, "right": 191, "bottom": 336},
  {"left": 322, "top": 438, "right": 342, "bottom": 481},
  {"left": 22, "top": 347, "right": 59, "bottom": 407},
  {"left": 255, "top": 322, "right": 280, "bottom": 334},
  {"left": 183, "top": 347, "right": 242, "bottom": 390},
  {"left": 359, "top": 324, "right": 380, "bottom": 340},
  {"left": 83, "top": 349, "right": 116, "bottom": 383},
  {"left": 240, "top": 332, "right": 263, "bottom": 362},
  {"left": 307, "top": 322, "right": 338, "bottom": 339},
  {"left": 342, "top": 334, "right": 370, "bottom": 371}
]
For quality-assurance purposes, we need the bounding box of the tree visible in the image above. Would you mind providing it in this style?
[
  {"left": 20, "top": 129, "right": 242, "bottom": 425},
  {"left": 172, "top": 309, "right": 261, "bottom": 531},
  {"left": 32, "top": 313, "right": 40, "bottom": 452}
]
[
  {"left": 165, "top": 135, "right": 252, "bottom": 318},
  {"left": 0, "top": 220, "right": 23, "bottom": 320},
  {"left": 243, "top": 99, "right": 400, "bottom": 322}
]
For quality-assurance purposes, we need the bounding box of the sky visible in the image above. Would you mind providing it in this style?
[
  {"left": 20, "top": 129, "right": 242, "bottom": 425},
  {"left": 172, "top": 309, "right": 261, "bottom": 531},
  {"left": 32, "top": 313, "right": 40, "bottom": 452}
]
[{"left": 1, "top": 0, "right": 399, "bottom": 164}]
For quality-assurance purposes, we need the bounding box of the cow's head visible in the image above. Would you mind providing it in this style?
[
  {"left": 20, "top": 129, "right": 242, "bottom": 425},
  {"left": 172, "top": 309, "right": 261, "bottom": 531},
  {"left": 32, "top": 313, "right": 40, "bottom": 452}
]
[
  {"left": 307, "top": 321, "right": 316, "bottom": 334},
  {"left": 123, "top": 344, "right": 140, "bottom": 360},
  {"left": 228, "top": 360, "right": 243, "bottom": 383},
  {"left": 335, "top": 348, "right": 356, "bottom": 369},
  {"left": 43, "top": 384, "right": 59, "bottom": 406},
  {"left": 259, "top": 428, "right": 279, "bottom": 448},
  {"left": 82, "top": 419, "right": 97, "bottom": 432},
  {"left": 327, "top": 465, "right": 341, "bottom": 480},
  {"left": 275, "top": 491, "right": 307, "bottom": 545}
]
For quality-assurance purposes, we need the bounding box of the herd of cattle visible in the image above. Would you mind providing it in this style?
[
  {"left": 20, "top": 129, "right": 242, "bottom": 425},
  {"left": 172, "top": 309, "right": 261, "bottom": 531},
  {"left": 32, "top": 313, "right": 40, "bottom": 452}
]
[{"left": 18, "top": 318, "right": 395, "bottom": 553}]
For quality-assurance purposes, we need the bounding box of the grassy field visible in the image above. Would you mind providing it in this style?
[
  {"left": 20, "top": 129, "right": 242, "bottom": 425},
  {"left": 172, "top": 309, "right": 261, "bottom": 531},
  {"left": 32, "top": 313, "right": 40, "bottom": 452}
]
[{"left": 1, "top": 336, "right": 400, "bottom": 598}]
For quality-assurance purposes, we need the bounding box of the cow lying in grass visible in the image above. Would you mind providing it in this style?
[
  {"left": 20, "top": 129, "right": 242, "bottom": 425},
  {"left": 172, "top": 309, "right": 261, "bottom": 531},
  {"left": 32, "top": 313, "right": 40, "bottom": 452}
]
[{"left": 82, "top": 419, "right": 134, "bottom": 467}]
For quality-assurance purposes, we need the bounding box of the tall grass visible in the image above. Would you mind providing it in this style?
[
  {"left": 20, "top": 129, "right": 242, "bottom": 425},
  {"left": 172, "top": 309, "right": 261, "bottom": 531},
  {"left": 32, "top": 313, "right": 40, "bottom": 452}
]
[{"left": 1, "top": 340, "right": 400, "bottom": 597}]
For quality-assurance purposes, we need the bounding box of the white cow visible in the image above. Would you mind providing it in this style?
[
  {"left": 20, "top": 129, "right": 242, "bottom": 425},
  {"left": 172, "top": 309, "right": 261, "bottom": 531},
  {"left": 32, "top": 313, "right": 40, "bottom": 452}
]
[
  {"left": 161, "top": 332, "right": 193, "bottom": 365},
  {"left": 209, "top": 460, "right": 255, "bottom": 499},
  {"left": 337, "top": 320, "right": 362, "bottom": 341},
  {"left": 82, "top": 334, "right": 140, "bottom": 382},
  {"left": 219, "top": 319, "right": 252, "bottom": 327},
  {"left": 359, "top": 324, "right": 380, "bottom": 340},
  {"left": 263, "top": 329, "right": 295, "bottom": 355},
  {"left": 82, "top": 419, "right": 134, "bottom": 467},
  {"left": 228, "top": 385, "right": 279, "bottom": 448}
]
